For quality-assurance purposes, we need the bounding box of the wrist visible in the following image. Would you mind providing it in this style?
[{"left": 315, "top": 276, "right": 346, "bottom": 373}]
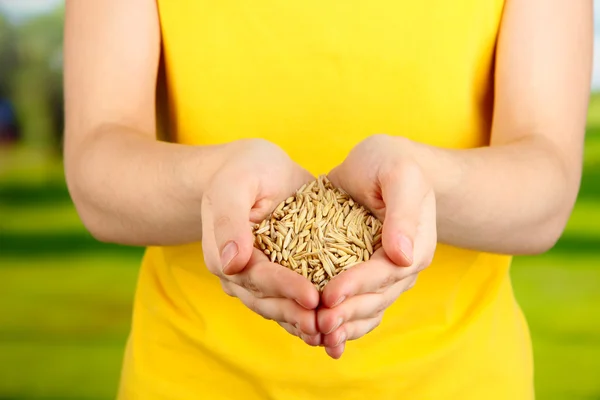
[
  {"left": 385, "top": 136, "right": 462, "bottom": 206},
  {"left": 178, "top": 142, "right": 232, "bottom": 203}
]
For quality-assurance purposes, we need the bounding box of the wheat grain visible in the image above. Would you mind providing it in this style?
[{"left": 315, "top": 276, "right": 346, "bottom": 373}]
[{"left": 252, "top": 175, "right": 383, "bottom": 291}]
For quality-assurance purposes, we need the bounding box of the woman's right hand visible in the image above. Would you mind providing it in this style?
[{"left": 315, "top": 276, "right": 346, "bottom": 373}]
[{"left": 200, "top": 139, "right": 322, "bottom": 345}]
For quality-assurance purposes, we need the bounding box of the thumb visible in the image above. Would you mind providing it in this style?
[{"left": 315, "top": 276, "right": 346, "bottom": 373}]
[
  {"left": 203, "top": 183, "right": 255, "bottom": 275},
  {"left": 379, "top": 162, "right": 428, "bottom": 267}
]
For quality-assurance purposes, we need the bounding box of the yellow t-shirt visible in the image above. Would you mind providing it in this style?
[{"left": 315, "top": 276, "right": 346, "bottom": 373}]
[{"left": 118, "top": 1, "right": 535, "bottom": 399}]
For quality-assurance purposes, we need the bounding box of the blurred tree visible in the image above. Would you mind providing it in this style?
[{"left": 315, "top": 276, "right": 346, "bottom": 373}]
[
  {"left": 0, "top": 14, "right": 21, "bottom": 146},
  {"left": 11, "top": 5, "right": 64, "bottom": 154},
  {"left": 0, "top": 13, "right": 19, "bottom": 99}
]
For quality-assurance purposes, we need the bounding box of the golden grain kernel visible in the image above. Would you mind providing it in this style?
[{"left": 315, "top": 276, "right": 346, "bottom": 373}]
[
  {"left": 252, "top": 175, "right": 382, "bottom": 291},
  {"left": 343, "top": 262, "right": 361, "bottom": 270},
  {"left": 283, "top": 229, "right": 293, "bottom": 250}
]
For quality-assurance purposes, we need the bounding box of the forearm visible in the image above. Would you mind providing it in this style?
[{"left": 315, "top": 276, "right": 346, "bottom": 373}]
[
  {"left": 403, "top": 136, "right": 581, "bottom": 255},
  {"left": 65, "top": 124, "right": 227, "bottom": 246}
]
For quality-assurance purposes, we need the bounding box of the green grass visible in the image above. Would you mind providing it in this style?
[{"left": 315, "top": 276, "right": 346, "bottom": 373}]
[
  {"left": 0, "top": 257, "right": 139, "bottom": 400},
  {"left": 0, "top": 342, "right": 129, "bottom": 400},
  {"left": 0, "top": 148, "right": 144, "bottom": 399},
  {"left": 512, "top": 254, "right": 600, "bottom": 400},
  {"left": 1, "top": 123, "right": 600, "bottom": 399}
]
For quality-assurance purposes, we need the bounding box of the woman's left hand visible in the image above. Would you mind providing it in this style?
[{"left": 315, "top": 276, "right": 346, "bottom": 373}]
[{"left": 318, "top": 134, "right": 438, "bottom": 359}]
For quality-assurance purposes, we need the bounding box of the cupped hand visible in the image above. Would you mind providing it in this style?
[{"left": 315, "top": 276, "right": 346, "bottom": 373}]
[
  {"left": 201, "top": 139, "right": 321, "bottom": 344},
  {"left": 319, "top": 134, "right": 437, "bottom": 358}
]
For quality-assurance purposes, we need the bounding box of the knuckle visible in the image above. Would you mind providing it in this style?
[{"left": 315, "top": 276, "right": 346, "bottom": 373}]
[
  {"left": 220, "top": 280, "right": 235, "bottom": 297},
  {"left": 279, "top": 322, "right": 298, "bottom": 337},
  {"left": 208, "top": 266, "right": 225, "bottom": 279},
  {"left": 270, "top": 264, "right": 288, "bottom": 281},
  {"left": 334, "top": 327, "right": 349, "bottom": 345},
  {"left": 374, "top": 296, "right": 390, "bottom": 315},
  {"left": 203, "top": 258, "right": 221, "bottom": 277},
  {"left": 364, "top": 133, "right": 392, "bottom": 148},
  {"left": 367, "top": 317, "right": 383, "bottom": 334},
  {"left": 380, "top": 273, "right": 398, "bottom": 290},
  {"left": 245, "top": 296, "right": 257, "bottom": 312},
  {"left": 406, "top": 277, "right": 418, "bottom": 291},
  {"left": 244, "top": 137, "right": 272, "bottom": 151},
  {"left": 203, "top": 177, "right": 232, "bottom": 207},
  {"left": 242, "top": 275, "right": 264, "bottom": 298},
  {"left": 398, "top": 157, "right": 424, "bottom": 179},
  {"left": 284, "top": 308, "right": 300, "bottom": 328},
  {"left": 399, "top": 265, "right": 417, "bottom": 279},
  {"left": 201, "top": 191, "right": 215, "bottom": 209},
  {"left": 421, "top": 255, "right": 434, "bottom": 269},
  {"left": 214, "top": 214, "right": 232, "bottom": 230},
  {"left": 378, "top": 162, "right": 401, "bottom": 186},
  {"left": 334, "top": 308, "right": 348, "bottom": 327},
  {"left": 381, "top": 158, "right": 427, "bottom": 189},
  {"left": 355, "top": 316, "right": 383, "bottom": 339},
  {"left": 242, "top": 139, "right": 285, "bottom": 165},
  {"left": 247, "top": 297, "right": 267, "bottom": 319}
]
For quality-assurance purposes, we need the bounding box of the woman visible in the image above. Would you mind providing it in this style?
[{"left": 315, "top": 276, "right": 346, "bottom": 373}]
[{"left": 63, "top": 0, "right": 591, "bottom": 399}]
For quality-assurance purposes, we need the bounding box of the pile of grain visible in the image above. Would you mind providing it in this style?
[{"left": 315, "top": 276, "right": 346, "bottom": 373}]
[{"left": 252, "top": 175, "right": 382, "bottom": 291}]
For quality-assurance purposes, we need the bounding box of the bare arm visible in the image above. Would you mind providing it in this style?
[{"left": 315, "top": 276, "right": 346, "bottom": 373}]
[
  {"left": 63, "top": 0, "right": 228, "bottom": 246},
  {"left": 63, "top": 0, "right": 322, "bottom": 337},
  {"left": 397, "top": 0, "right": 592, "bottom": 254},
  {"left": 317, "top": 1, "right": 593, "bottom": 357}
]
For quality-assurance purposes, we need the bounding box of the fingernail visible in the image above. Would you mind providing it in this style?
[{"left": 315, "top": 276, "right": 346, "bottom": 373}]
[
  {"left": 331, "top": 296, "right": 345, "bottom": 308},
  {"left": 221, "top": 241, "right": 238, "bottom": 273},
  {"left": 335, "top": 331, "right": 347, "bottom": 347},
  {"left": 295, "top": 299, "right": 312, "bottom": 309},
  {"left": 325, "top": 317, "right": 343, "bottom": 335},
  {"left": 301, "top": 334, "right": 321, "bottom": 346},
  {"left": 399, "top": 235, "right": 413, "bottom": 264}
]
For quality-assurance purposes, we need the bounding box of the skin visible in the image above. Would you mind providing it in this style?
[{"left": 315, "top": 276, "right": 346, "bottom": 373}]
[
  {"left": 64, "top": 0, "right": 321, "bottom": 343},
  {"left": 318, "top": 0, "right": 593, "bottom": 358},
  {"left": 64, "top": 0, "right": 592, "bottom": 360}
]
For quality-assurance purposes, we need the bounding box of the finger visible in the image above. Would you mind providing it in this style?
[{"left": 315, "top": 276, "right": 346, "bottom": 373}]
[
  {"left": 320, "top": 193, "right": 435, "bottom": 310},
  {"left": 325, "top": 341, "right": 346, "bottom": 360},
  {"left": 378, "top": 160, "right": 431, "bottom": 267},
  {"left": 220, "top": 279, "right": 236, "bottom": 297},
  {"left": 301, "top": 332, "right": 323, "bottom": 347},
  {"left": 230, "top": 248, "right": 320, "bottom": 309},
  {"left": 411, "top": 190, "right": 438, "bottom": 271},
  {"left": 318, "top": 278, "right": 414, "bottom": 334},
  {"left": 321, "top": 250, "right": 411, "bottom": 308},
  {"left": 278, "top": 321, "right": 299, "bottom": 337},
  {"left": 278, "top": 323, "right": 323, "bottom": 347},
  {"left": 327, "top": 159, "right": 379, "bottom": 210},
  {"left": 228, "top": 283, "right": 319, "bottom": 335},
  {"left": 323, "top": 316, "right": 382, "bottom": 349},
  {"left": 201, "top": 172, "right": 256, "bottom": 275}
]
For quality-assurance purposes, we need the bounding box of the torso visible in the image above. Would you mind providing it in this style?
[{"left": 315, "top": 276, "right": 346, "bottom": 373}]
[{"left": 117, "top": 2, "right": 535, "bottom": 399}]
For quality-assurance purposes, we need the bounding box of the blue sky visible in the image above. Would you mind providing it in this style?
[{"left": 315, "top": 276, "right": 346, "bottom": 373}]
[{"left": 2, "top": 0, "right": 600, "bottom": 89}]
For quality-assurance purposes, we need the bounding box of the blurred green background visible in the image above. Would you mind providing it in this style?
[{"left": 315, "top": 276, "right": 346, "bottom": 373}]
[{"left": 0, "top": 2, "right": 599, "bottom": 400}]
